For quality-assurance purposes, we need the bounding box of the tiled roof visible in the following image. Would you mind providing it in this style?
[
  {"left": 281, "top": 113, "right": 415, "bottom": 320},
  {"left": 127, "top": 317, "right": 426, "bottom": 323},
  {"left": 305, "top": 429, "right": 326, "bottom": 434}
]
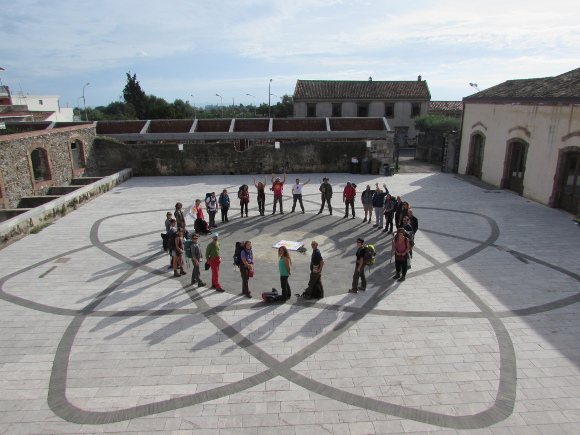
[
  {"left": 294, "top": 80, "right": 431, "bottom": 100},
  {"left": 429, "top": 101, "right": 463, "bottom": 112},
  {"left": 464, "top": 67, "right": 580, "bottom": 103}
]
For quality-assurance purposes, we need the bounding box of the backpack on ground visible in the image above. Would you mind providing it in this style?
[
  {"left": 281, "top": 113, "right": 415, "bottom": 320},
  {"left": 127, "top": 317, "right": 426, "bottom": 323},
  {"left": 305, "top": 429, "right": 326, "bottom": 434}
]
[
  {"left": 364, "top": 244, "right": 376, "bottom": 269},
  {"left": 233, "top": 241, "right": 246, "bottom": 268},
  {"left": 262, "top": 288, "right": 286, "bottom": 302}
]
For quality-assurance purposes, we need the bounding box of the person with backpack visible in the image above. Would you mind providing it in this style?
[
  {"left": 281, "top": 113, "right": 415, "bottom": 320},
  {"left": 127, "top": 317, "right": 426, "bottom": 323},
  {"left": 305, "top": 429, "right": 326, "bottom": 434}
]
[
  {"left": 239, "top": 241, "right": 254, "bottom": 298},
  {"left": 392, "top": 228, "right": 411, "bottom": 282},
  {"left": 189, "top": 233, "right": 206, "bottom": 287},
  {"left": 205, "top": 192, "right": 218, "bottom": 229},
  {"left": 238, "top": 184, "right": 250, "bottom": 217},
  {"left": 218, "top": 189, "right": 230, "bottom": 223},
  {"left": 252, "top": 175, "right": 267, "bottom": 216},
  {"left": 348, "top": 238, "right": 367, "bottom": 293},
  {"left": 383, "top": 194, "right": 396, "bottom": 234},
  {"left": 175, "top": 202, "right": 186, "bottom": 231},
  {"left": 304, "top": 240, "right": 324, "bottom": 299}
]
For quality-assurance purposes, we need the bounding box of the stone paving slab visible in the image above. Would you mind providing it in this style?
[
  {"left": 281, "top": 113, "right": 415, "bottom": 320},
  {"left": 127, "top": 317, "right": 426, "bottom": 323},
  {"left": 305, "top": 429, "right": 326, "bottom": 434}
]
[{"left": 0, "top": 172, "right": 579, "bottom": 434}]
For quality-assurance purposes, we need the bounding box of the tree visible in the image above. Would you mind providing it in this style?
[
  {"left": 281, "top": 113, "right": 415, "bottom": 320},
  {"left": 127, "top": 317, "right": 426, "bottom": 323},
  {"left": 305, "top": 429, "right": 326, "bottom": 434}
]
[
  {"left": 123, "top": 73, "right": 148, "bottom": 119},
  {"left": 414, "top": 114, "right": 460, "bottom": 132}
]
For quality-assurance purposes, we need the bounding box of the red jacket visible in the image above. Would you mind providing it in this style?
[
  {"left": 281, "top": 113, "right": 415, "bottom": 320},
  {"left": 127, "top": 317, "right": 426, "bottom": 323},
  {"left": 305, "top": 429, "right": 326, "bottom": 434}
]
[{"left": 343, "top": 185, "right": 356, "bottom": 200}]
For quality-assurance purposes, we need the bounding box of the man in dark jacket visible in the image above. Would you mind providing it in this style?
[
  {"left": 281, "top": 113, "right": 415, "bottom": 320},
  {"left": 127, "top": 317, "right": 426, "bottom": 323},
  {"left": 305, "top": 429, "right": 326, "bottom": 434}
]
[{"left": 318, "top": 177, "right": 333, "bottom": 215}]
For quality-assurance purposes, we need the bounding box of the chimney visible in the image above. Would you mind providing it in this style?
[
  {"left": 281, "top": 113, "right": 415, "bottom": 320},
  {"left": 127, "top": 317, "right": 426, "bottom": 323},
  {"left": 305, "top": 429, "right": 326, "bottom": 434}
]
[
  {"left": 368, "top": 77, "right": 372, "bottom": 81},
  {"left": 417, "top": 75, "right": 422, "bottom": 81}
]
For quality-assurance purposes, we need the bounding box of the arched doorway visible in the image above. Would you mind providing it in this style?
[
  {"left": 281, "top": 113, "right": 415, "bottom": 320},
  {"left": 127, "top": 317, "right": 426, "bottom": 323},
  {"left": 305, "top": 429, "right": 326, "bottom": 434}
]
[
  {"left": 467, "top": 133, "right": 484, "bottom": 179},
  {"left": 558, "top": 151, "right": 580, "bottom": 214},
  {"left": 503, "top": 140, "right": 528, "bottom": 195}
]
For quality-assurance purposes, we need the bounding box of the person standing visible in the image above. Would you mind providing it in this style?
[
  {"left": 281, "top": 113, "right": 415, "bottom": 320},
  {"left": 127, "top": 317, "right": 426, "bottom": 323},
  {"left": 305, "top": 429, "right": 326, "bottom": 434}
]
[
  {"left": 278, "top": 246, "right": 292, "bottom": 300},
  {"left": 348, "top": 238, "right": 367, "bottom": 293},
  {"left": 240, "top": 241, "right": 254, "bottom": 298},
  {"left": 205, "top": 233, "right": 224, "bottom": 292},
  {"left": 392, "top": 228, "right": 411, "bottom": 282},
  {"left": 163, "top": 211, "right": 173, "bottom": 252},
  {"left": 383, "top": 194, "right": 395, "bottom": 234},
  {"left": 174, "top": 202, "right": 186, "bottom": 231},
  {"left": 343, "top": 181, "right": 357, "bottom": 219},
  {"left": 205, "top": 192, "right": 218, "bottom": 229},
  {"left": 291, "top": 177, "right": 311, "bottom": 213},
  {"left": 361, "top": 185, "right": 373, "bottom": 223},
  {"left": 238, "top": 184, "right": 250, "bottom": 217},
  {"left": 192, "top": 199, "right": 210, "bottom": 234},
  {"left": 271, "top": 173, "right": 286, "bottom": 214},
  {"left": 318, "top": 177, "right": 333, "bottom": 215},
  {"left": 218, "top": 189, "right": 230, "bottom": 223},
  {"left": 408, "top": 209, "right": 419, "bottom": 234},
  {"left": 394, "top": 196, "right": 404, "bottom": 229},
  {"left": 304, "top": 240, "right": 324, "bottom": 299},
  {"left": 189, "top": 233, "right": 206, "bottom": 287},
  {"left": 252, "top": 175, "right": 267, "bottom": 216},
  {"left": 172, "top": 228, "right": 187, "bottom": 277},
  {"left": 166, "top": 218, "right": 177, "bottom": 269},
  {"left": 372, "top": 184, "right": 387, "bottom": 229}
]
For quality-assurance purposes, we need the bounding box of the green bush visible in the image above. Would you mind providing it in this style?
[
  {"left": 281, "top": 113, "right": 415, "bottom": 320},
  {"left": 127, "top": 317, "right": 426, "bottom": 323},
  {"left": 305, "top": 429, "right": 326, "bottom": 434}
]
[{"left": 414, "top": 114, "right": 460, "bottom": 132}]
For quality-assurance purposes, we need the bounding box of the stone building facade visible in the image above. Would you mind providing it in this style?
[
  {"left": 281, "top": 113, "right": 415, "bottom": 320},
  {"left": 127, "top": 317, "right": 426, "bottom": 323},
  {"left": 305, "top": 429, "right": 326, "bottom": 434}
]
[{"left": 0, "top": 125, "right": 97, "bottom": 208}]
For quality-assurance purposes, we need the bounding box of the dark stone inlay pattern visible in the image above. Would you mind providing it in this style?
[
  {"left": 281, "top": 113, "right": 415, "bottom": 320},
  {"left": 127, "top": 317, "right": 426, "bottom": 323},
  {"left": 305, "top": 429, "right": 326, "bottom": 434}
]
[{"left": 0, "top": 206, "right": 578, "bottom": 429}]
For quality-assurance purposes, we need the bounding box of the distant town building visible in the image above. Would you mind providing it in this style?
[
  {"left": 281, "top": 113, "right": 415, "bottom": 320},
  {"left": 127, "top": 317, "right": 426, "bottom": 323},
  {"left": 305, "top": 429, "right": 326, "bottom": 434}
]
[
  {"left": 293, "top": 76, "right": 431, "bottom": 142},
  {"left": 0, "top": 86, "right": 73, "bottom": 122},
  {"left": 459, "top": 67, "right": 580, "bottom": 214}
]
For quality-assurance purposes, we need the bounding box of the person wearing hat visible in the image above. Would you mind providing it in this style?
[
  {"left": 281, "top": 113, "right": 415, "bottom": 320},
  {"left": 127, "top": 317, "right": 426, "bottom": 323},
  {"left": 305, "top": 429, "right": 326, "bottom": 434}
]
[
  {"left": 348, "top": 238, "right": 367, "bottom": 293},
  {"left": 189, "top": 233, "right": 206, "bottom": 287},
  {"left": 318, "top": 177, "right": 333, "bottom": 215},
  {"left": 205, "top": 233, "right": 224, "bottom": 292}
]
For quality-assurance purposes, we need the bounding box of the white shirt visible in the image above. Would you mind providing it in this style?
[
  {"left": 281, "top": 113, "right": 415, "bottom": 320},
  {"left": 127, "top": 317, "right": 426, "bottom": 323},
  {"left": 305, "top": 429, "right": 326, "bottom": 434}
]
[{"left": 292, "top": 183, "right": 304, "bottom": 195}]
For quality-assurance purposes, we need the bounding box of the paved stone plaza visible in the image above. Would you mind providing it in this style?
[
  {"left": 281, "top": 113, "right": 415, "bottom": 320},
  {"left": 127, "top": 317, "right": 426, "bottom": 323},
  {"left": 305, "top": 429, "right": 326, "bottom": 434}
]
[{"left": 0, "top": 171, "right": 579, "bottom": 434}]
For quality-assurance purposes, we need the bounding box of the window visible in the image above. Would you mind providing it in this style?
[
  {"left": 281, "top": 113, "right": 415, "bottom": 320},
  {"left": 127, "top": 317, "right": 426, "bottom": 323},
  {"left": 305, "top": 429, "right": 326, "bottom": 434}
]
[
  {"left": 30, "top": 148, "right": 52, "bottom": 183},
  {"left": 38, "top": 99, "right": 44, "bottom": 105},
  {"left": 411, "top": 103, "right": 421, "bottom": 117},
  {"left": 332, "top": 103, "right": 342, "bottom": 117},
  {"left": 357, "top": 104, "right": 368, "bottom": 117},
  {"left": 306, "top": 103, "right": 316, "bottom": 117},
  {"left": 385, "top": 103, "right": 394, "bottom": 117},
  {"left": 70, "top": 139, "right": 85, "bottom": 170}
]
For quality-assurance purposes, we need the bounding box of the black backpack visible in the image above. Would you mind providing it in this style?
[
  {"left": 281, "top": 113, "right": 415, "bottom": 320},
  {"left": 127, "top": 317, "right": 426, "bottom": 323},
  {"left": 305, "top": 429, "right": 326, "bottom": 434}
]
[{"left": 233, "top": 241, "right": 246, "bottom": 268}]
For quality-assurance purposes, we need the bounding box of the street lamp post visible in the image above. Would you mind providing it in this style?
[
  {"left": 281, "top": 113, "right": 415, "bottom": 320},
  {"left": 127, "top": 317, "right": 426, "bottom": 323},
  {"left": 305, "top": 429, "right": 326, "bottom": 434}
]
[
  {"left": 268, "top": 79, "right": 272, "bottom": 118},
  {"left": 216, "top": 93, "right": 223, "bottom": 118},
  {"left": 82, "top": 82, "right": 90, "bottom": 121},
  {"left": 190, "top": 94, "right": 196, "bottom": 118},
  {"left": 246, "top": 93, "right": 256, "bottom": 117}
]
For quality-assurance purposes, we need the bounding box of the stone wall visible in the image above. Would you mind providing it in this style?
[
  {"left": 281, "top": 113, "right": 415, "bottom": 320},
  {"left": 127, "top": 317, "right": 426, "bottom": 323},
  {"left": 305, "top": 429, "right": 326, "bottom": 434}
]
[
  {"left": 0, "top": 125, "right": 98, "bottom": 208},
  {"left": 93, "top": 138, "right": 394, "bottom": 176}
]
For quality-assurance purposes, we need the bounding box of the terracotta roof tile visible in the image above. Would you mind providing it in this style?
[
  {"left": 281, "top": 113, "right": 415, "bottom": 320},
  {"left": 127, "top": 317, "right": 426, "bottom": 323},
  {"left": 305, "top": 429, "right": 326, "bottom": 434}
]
[
  {"left": 294, "top": 80, "right": 431, "bottom": 100},
  {"left": 429, "top": 101, "right": 463, "bottom": 112},
  {"left": 464, "top": 67, "right": 580, "bottom": 103}
]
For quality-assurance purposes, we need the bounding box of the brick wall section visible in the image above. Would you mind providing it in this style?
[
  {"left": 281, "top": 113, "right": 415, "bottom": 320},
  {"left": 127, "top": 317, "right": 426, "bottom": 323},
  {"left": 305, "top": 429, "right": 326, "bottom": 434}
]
[
  {"left": 93, "top": 138, "right": 393, "bottom": 176},
  {"left": 0, "top": 125, "right": 98, "bottom": 208}
]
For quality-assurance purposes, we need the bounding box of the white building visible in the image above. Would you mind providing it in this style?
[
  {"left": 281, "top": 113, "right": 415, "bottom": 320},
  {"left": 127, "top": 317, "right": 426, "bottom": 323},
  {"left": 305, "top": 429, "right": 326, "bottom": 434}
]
[
  {"left": 10, "top": 94, "right": 74, "bottom": 122},
  {"left": 459, "top": 67, "right": 580, "bottom": 215}
]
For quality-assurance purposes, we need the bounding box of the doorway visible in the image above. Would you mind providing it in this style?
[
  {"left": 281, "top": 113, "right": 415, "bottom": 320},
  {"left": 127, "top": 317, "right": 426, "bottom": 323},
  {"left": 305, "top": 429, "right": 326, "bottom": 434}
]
[
  {"left": 467, "top": 133, "right": 484, "bottom": 178},
  {"left": 559, "top": 151, "right": 580, "bottom": 214},
  {"left": 505, "top": 141, "right": 527, "bottom": 195}
]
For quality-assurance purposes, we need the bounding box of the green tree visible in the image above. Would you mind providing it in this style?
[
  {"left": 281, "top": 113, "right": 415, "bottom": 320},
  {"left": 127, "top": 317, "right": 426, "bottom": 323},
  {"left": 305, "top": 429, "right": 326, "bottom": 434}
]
[
  {"left": 414, "top": 114, "right": 460, "bottom": 132},
  {"left": 123, "top": 73, "right": 148, "bottom": 119}
]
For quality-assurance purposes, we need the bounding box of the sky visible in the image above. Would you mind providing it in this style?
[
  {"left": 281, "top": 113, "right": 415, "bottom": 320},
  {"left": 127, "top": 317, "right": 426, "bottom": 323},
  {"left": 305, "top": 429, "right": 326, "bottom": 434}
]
[{"left": 1, "top": 0, "right": 579, "bottom": 110}]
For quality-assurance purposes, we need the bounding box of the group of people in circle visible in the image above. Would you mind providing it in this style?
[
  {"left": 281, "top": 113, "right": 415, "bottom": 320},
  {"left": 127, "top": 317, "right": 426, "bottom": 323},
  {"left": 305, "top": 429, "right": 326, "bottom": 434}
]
[{"left": 162, "top": 175, "right": 419, "bottom": 298}]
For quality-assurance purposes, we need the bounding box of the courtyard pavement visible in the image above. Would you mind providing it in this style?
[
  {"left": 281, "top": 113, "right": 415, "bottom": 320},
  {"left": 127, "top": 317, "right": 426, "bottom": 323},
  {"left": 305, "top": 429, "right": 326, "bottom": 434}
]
[{"left": 0, "top": 171, "right": 579, "bottom": 434}]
